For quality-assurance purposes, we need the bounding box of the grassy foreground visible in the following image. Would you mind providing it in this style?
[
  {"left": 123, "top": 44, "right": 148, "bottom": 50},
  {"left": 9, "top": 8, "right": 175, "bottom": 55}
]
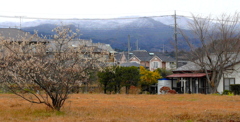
[{"left": 0, "top": 94, "right": 240, "bottom": 122}]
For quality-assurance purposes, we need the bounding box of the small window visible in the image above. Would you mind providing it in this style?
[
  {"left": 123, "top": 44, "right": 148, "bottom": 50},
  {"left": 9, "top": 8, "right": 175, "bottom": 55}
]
[
  {"left": 149, "top": 53, "right": 154, "bottom": 55},
  {"left": 224, "top": 78, "right": 235, "bottom": 90}
]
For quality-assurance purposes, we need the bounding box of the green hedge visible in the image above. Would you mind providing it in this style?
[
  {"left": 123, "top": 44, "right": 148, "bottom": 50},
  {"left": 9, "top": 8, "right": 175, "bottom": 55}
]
[
  {"left": 222, "top": 90, "right": 232, "bottom": 95},
  {"left": 230, "top": 84, "right": 240, "bottom": 95}
]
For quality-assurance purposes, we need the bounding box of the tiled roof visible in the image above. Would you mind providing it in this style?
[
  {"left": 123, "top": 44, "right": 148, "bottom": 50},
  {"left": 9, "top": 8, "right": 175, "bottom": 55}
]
[
  {"left": 131, "top": 51, "right": 152, "bottom": 61},
  {"left": 68, "top": 39, "right": 116, "bottom": 53},
  {"left": 167, "top": 73, "right": 207, "bottom": 78},
  {"left": 114, "top": 53, "right": 122, "bottom": 61},
  {"left": 154, "top": 52, "right": 175, "bottom": 62},
  {"left": 173, "top": 61, "right": 202, "bottom": 72},
  {"left": 129, "top": 51, "right": 176, "bottom": 62},
  {"left": 114, "top": 51, "right": 176, "bottom": 62},
  {"left": 174, "top": 54, "right": 240, "bottom": 72}
]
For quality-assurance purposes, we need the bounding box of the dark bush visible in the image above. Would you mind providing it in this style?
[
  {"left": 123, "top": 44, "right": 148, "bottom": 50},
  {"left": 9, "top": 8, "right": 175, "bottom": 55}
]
[
  {"left": 222, "top": 90, "right": 232, "bottom": 95},
  {"left": 230, "top": 84, "right": 240, "bottom": 95}
]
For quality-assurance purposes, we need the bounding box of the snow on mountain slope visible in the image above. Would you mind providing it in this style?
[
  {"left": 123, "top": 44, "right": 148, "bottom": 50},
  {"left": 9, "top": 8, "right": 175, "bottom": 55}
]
[
  {"left": 0, "top": 16, "right": 193, "bottom": 30},
  {"left": 153, "top": 16, "right": 192, "bottom": 29}
]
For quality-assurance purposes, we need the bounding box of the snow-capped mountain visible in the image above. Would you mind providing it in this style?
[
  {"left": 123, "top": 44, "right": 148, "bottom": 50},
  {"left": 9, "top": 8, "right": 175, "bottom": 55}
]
[
  {"left": 0, "top": 16, "right": 193, "bottom": 30},
  {"left": 0, "top": 16, "right": 194, "bottom": 51},
  {"left": 153, "top": 16, "right": 192, "bottom": 29}
]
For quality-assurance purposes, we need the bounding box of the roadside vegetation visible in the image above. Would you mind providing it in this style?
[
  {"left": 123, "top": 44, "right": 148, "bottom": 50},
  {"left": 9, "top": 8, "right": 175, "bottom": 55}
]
[{"left": 97, "top": 66, "right": 165, "bottom": 94}]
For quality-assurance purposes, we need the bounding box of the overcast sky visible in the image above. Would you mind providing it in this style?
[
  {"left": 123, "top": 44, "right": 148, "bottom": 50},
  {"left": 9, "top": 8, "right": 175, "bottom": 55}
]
[{"left": 0, "top": 0, "right": 239, "bottom": 21}]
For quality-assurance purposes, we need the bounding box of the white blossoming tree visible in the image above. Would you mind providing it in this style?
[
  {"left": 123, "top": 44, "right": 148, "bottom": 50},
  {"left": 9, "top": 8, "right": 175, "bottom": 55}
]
[{"left": 0, "top": 26, "right": 105, "bottom": 111}]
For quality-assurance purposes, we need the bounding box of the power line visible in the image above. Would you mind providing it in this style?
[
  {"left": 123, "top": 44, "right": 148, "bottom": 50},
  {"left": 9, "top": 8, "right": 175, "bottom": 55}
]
[
  {"left": 179, "top": 15, "right": 240, "bottom": 23},
  {"left": 0, "top": 15, "right": 171, "bottom": 20},
  {"left": 0, "top": 12, "right": 238, "bottom": 22},
  {"left": 0, "top": 10, "right": 174, "bottom": 16}
]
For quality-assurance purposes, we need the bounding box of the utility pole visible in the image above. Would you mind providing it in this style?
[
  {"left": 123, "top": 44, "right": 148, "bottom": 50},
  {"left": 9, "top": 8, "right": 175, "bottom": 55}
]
[
  {"left": 174, "top": 10, "right": 178, "bottom": 68},
  {"left": 162, "top": 42, "right": 165, "bottom": 53},
  {"left": 19, "top": 16, "right": 23, "bottom": 30},
  {"left": 128, "top": 35, "right": 130, "bottom": 62},
  {"left": 15, "top": 16, "right": 23, "bottom": 30},
  {"left": 136, "top": 39, "right": 139, "bottom": 50}
]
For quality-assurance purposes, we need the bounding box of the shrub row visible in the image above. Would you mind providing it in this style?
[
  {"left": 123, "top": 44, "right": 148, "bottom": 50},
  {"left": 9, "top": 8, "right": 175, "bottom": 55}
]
[{"left": 230, "top": 84, "right": 240, "bottom": 95}]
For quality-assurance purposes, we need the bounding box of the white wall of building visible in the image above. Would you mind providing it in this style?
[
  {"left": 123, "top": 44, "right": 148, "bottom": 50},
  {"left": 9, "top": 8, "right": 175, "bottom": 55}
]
[
  {"left": 158, "top": 79, "right": 172, "bottom": 94},
  {"left": 166, "top": 62, "right": 170, "bottom": 69},
  {"left": 218, "top": 63, "right": 240, "bottom": 93},
  {"left": 150, "top": 57, "right": 162, "bottom": 71}
]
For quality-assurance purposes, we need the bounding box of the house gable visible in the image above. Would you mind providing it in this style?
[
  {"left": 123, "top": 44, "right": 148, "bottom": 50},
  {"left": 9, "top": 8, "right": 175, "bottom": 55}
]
[
  {"left": 117, "top": 51, "right": 176, "bottom": 70},
  {"left": 129, "top": 55, "right": 141, "bottom": 63},
  {"left": 115, "top": 52, "right": 128, "bottom": 64},
  {"left": 150, "top": 56, "right": 162, "bottom": 62},
  {"left": 149, "top": 56, "right": 162, "bottom": 71}
]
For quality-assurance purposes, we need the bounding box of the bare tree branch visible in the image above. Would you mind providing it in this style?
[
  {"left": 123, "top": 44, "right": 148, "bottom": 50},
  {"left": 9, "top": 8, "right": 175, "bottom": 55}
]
[
  {"left": 0, "top": 26, "right": 106, "bottom": 111},
  {"left": 180, "top": 13, "right": 240, "bottom": 93}
]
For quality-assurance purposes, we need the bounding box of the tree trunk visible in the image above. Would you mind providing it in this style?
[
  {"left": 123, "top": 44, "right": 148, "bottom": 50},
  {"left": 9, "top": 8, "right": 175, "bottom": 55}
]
[
  {"left": 208, "top": 71, "right": 222, "bottom": 94},
  {"left": 104, "top": 84, "right": 107, "bottom": 94},
  {"left": 117, "top": 85, "right": 121, "bottom": 94},
  {"left": 209, "top": 86, "right": 217, "bottom": 94},
  {"left": 114, "top": 85, "right": 117, "bottom": 94},
  {"left": 85, "top": 82, "right": 88, "bottom": 93},
  {"left": 125, "top": 86, "right": 129, "bottom": 94},
  {"left": 52, "top": 99, "right": 64, "bottom": 111}
]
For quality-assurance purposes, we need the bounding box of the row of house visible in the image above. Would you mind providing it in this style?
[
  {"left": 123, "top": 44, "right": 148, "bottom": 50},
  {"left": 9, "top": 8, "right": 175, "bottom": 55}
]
[
  {"left": 0, "top": 28, "right": 116, "bottom": 62},
  {"left": 2, "top": 28, "right": 237, "bottom": 94},
  {"left": 113, "top": 47, "right": 240, "bottom": 94},
  {"left": 0, "top": 28, "right": 177, "bottom": 71},
  {"left": 114, "top": 50, "right": 176, "bottom": 71}
]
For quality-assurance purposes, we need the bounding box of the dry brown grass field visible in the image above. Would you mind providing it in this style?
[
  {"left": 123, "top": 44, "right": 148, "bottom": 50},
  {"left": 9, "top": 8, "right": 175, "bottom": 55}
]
[{"left": 0, "top": 93, "right": 240, "bottom": 122}]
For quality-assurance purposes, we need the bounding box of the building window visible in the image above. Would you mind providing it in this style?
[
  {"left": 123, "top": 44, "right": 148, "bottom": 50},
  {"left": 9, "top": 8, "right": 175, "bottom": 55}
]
[
  {"left": 224, "top": 78, "right": 235, "bottom": 90},
  {"left": 153, "top": 62, "right": 158, "bottom": 68}
]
